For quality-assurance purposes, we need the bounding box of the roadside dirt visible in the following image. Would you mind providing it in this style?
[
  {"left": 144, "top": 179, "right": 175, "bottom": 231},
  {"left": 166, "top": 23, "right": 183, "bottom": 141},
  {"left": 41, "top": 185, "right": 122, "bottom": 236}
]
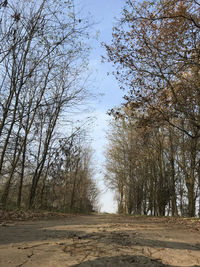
[{"left": 0, "top": 213, "right": 200, "bottom": 266}]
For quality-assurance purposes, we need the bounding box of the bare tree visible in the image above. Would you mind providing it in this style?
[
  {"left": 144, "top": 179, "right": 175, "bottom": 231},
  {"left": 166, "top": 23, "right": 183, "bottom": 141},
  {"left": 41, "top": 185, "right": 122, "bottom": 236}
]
[{"left": 0, "top": 0, "right": 94, "bottom": 210}]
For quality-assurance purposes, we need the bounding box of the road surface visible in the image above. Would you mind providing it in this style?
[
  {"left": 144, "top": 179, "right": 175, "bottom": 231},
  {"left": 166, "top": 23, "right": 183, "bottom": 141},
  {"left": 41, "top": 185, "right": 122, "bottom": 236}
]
[{"left": 0, "top": 214, "right": 200, "bottom": 266}]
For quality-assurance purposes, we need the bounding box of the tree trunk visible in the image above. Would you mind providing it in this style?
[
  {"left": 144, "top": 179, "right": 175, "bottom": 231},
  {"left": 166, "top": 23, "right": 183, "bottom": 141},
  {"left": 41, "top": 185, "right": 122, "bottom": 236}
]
[
  {"left": 168, "top": 127, "right": 178, "bottom": 215},
  {"left": 186, "top": 181, "right": 195, "bottom": 217}
]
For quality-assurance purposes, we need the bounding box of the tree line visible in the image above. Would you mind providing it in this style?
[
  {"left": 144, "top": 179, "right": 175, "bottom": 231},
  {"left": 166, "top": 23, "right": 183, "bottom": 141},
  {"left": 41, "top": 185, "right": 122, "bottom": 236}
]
[
  {"left": 0, "top": 0, "right": 98, "bottom": 212},
  {"left": 104, "top": 0, "right": 200, "bottom": 217}
]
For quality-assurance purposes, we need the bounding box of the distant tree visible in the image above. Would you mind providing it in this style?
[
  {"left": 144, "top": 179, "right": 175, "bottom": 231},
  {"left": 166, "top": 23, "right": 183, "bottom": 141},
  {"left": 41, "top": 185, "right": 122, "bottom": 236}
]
[
  {"left": 36, "top": 131, "right": 99, "bottom": 213},
  {"left": 105, "top": 103, "right": 200, "bottom": 217}
]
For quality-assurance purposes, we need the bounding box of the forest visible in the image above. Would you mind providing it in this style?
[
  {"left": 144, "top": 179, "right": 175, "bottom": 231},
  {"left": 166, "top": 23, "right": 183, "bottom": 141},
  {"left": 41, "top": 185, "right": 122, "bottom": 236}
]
[
  {"left": 0, "top": 0, "right": 200, "bottom": 218},
  {"left": 0, "top": 1, "right": 199, "bottom": 266},
  {"left": 104, "top": 0, "right": 200, "bottom": 217},
  {"left": 0, "top": 0, "right": 98, "bottom": 212}
]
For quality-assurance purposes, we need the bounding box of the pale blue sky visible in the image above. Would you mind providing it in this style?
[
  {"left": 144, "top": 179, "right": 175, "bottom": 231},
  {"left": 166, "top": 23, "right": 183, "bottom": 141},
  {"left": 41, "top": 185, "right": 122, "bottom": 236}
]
[{"left": 76, "top": 0, "right": 125, "bottom": 212}]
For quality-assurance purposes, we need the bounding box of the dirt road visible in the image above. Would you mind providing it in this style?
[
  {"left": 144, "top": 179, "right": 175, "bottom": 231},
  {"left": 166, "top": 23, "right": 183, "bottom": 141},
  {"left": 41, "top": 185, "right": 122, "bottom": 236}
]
[{"left": 0, "top": 214, "right": 200, "bottom": 266}]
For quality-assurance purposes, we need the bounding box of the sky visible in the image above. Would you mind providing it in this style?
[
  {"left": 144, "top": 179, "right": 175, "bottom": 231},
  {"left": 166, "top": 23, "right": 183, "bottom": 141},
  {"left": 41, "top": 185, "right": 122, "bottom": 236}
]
[{"left": 77, "top": 0, "right": 125, "bottom": 213}]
